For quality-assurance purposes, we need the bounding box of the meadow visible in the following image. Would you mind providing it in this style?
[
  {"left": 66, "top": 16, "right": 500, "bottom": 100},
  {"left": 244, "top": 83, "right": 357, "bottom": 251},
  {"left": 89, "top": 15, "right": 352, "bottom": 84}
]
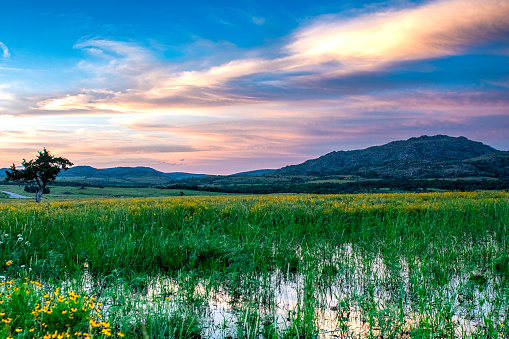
[
  {"left": 0, "top": 192, "right": 508, "bottom": 338},
  {"left": 0, "top": 184, "right": 226, "bottom": 201}
]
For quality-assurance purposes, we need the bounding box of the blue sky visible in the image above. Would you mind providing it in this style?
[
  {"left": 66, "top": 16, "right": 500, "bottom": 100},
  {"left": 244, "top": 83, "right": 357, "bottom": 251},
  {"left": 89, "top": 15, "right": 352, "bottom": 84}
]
[{"left": 1, "top": 0, "right": 508, "bottom": 174}]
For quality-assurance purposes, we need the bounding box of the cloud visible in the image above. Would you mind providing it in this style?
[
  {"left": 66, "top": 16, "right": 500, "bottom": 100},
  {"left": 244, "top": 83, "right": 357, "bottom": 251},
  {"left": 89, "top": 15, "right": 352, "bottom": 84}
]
[
  {"left": 287, "top": 0, "right": 509, "bottom": 76},
  {"left": 35, "top": 0, "right": 509, "bottom": 113},
  {"left": 0, "top": 42, "right": 10, "bottom": 58}
]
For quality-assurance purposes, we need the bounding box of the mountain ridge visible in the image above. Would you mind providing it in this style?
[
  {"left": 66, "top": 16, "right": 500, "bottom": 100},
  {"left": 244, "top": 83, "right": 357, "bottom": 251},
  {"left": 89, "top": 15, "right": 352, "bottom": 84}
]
[{"left": 276, "top": 135, "right": 505, "bottom": 179}]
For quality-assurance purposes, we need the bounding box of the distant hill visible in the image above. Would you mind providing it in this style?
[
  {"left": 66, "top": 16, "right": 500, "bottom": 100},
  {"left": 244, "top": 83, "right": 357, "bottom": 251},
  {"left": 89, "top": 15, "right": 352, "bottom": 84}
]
[
  {"left": 232, "top": 169, "right": 277, "bottom": 176},
  {"left": 276, "top": 135, "right": 506, "bottom": 179},
  {"left": 52, "top": 166, "right": 209, "bottom": 186}
]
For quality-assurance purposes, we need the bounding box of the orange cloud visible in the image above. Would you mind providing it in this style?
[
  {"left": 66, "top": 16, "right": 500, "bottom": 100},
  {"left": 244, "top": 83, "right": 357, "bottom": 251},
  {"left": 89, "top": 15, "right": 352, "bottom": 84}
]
[{"left": 288, "top": 0, "right": 509, "bottom": 73}]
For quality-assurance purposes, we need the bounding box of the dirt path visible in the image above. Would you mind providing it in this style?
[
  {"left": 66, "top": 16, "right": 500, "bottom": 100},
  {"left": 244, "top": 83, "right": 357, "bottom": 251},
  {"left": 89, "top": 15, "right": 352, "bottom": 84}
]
[{"left": 1, "top": 191, "right": 33, "bottom": 199}]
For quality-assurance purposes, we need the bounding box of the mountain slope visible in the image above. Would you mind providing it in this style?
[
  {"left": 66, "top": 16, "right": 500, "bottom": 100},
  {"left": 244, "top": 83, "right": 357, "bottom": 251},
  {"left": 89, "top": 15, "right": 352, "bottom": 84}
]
[
  {"left": 276, "top": 135, "right": 504, "bottom": 179},
  {"left": 55, "top": 166, "right": 208, "bottom": 186}
]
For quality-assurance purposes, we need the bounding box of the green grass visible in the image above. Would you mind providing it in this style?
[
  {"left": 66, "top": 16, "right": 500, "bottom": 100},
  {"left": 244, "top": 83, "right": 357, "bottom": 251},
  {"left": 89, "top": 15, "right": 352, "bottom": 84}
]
[
  {"left": 0, "top": 184, "right": 227, "bottom": 201},
  {"left": 0, "top": 191, "right": 507, "bottom": 338}
]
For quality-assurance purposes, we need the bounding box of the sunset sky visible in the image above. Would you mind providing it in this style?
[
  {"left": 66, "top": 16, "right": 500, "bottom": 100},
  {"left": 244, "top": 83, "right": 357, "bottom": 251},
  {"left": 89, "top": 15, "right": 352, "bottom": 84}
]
[{"left": 1, "top": 0, "right": 508, "bottom": 174}]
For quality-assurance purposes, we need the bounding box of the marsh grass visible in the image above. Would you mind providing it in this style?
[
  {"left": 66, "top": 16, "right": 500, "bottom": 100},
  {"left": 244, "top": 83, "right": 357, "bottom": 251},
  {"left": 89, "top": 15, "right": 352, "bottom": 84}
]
[{"left": 0, "top": 192, "right": 508, "bottom": 338}]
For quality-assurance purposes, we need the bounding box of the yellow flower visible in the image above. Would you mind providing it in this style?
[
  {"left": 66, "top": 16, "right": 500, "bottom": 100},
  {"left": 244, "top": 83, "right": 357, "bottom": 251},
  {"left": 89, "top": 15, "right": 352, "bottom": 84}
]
[
  {"left": 15, "top": 327, "right": 22, "bottom": 332},
  {"left": 5, "top": 260, "right": 12, "bottom": 266},
  {"left": 102, "top": 328, "right": 112, "bottom": 336},
  {"left": 43, "top": 335, "right": 51, "bottom": 339},
  {"left": 117, "top": 331, "right": 125, "bottom": 337}
]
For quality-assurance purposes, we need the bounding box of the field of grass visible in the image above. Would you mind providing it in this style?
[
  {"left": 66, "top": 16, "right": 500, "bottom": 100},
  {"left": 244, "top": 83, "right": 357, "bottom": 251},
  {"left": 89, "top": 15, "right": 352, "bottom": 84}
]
[
  {"left": 0, "top": 192, "right": 508, "bottom": 338},
  {"left": 0, "top": 184, "right": 226, "bottom": 201}
]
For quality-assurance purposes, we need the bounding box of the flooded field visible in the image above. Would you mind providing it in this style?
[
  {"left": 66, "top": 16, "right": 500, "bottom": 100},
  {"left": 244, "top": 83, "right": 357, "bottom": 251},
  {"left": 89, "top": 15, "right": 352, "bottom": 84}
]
[{"left": 0, "top": 192, "right": 508, "bottom": 338}]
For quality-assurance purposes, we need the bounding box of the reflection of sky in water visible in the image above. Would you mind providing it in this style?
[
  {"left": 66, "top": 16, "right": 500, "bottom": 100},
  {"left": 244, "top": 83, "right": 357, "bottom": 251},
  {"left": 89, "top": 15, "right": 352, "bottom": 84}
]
[{"left": 103, "top": 243, "right": 503, "bottom": 338}]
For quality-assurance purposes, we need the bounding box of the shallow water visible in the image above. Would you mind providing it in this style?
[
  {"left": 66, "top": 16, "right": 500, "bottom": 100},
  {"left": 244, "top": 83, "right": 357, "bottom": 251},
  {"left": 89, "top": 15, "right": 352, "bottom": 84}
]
[{"left": 83, "top": 245, "right": 507, "bottom": 338}]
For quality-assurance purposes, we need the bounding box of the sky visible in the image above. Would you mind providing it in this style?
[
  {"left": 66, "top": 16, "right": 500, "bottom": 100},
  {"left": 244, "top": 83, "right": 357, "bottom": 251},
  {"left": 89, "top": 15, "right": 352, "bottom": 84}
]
[{"left": 1, "top": 0, "right": 508, "bottom": 174}]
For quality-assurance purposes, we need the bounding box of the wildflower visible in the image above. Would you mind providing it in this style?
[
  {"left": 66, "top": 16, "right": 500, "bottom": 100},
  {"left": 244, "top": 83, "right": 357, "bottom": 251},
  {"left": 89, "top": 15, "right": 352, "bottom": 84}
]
[
  {"left": 102, "top": 328, "right": 112, "bottom": 336},
  {"left": 43, "top": 334, "right": 51, "bottom": 339},
  {"left": 117, "top": 332, "right": 125, "bottom": 337},
  {"left": 15, "top": 327, "right": 22, "bottom": 332},
  {"left": 5, "top": 260, "right": 12, "bottom": 266},
  {"left": 20, "top": 265, "right": 25, "bottom": 268},
  {"left": 29, "top": 328, "right": 35, "bottom": 332}
]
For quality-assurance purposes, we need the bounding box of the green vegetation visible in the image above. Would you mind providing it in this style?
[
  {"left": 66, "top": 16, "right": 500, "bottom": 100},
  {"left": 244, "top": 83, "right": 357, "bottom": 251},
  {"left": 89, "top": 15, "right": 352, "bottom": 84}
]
[
  {"left": 0, "top": 184, "right": 226, "bottom": 200},
  {"left": 0, "top": 192, "right": 508, "bottom": 338},
  {"left": 5, "top": 148, "right": 73, "bottom": 203},
  {"left": 166, "top": 175, "right": 509, "bottom": 194}
]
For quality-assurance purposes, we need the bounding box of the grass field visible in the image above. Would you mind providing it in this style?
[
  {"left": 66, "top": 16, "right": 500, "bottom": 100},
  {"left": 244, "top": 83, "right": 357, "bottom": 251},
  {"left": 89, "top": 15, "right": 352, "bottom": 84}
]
[
  {"left": 0, "top": 192, "right": 508, "bottom": 338},
  {"left": 0, "top": 184, "right": 227, "bottom": 201}
]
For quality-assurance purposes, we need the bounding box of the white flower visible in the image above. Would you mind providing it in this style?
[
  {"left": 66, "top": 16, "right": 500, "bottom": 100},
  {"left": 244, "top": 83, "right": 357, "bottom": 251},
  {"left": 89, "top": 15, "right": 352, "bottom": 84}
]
[
  {"left": 17, "top": 234, "right": 22, "bottom": 237},
  {"left": 25, "top": 241, "right": 30, "bottom": 245},
  {"left": 4, "top": 234, "right": 9, "bottom": 237},
  {"left": 20, "top": 265, "right": 25, "bottom": 268}
]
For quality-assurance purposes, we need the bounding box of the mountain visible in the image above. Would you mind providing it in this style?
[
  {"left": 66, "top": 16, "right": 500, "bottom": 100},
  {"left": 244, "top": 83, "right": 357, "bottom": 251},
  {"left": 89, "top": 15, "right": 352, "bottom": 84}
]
[
  {"left": 276, "top": 135, "right": 506, "bottom": 179},
  {"left": 232, "top": 169, "right": 277, "bottom": 176},
  {"left": 55, "top": 166, "right": 208, "bottom": 186}
]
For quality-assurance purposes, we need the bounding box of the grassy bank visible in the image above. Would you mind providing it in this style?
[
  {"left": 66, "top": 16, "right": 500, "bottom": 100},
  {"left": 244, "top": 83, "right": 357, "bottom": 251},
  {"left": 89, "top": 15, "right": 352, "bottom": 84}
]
[{"left": 0, "top": 192, "right": 508, "bottom": 338}]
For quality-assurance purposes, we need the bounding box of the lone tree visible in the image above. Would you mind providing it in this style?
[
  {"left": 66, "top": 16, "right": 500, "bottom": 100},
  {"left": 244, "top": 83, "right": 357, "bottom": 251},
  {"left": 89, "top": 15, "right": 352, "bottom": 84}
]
[{"left": 5, "top": 148, "right": 73, "bottom": 203}]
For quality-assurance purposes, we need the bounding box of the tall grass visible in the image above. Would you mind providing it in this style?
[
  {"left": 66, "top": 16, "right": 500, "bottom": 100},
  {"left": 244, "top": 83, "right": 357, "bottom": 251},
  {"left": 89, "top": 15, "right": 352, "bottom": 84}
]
[{"left": 0, "top": 191, "right": 508, "bottom": 338}]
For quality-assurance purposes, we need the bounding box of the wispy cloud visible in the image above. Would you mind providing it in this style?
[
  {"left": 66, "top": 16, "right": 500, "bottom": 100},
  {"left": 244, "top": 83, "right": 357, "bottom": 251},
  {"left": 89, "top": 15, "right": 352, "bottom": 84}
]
[
  {"left": 0, "top": 42, "right": 10, "bottom": 58},
  {"left": 289, "top": 0, "right": 509, "bottom": 69}
]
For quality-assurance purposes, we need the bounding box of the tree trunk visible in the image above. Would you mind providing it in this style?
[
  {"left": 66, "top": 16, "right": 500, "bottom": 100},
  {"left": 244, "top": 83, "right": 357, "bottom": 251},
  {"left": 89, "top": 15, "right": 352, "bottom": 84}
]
[{"left": 35, "top": 186, "right": 44, "bottom": 203}]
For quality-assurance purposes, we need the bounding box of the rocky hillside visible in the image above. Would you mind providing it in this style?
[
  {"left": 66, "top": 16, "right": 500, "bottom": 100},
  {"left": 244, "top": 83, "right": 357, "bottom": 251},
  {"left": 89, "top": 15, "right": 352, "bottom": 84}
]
[{"left": 277, "top": 135, "right": 506, "bottom": 179}]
